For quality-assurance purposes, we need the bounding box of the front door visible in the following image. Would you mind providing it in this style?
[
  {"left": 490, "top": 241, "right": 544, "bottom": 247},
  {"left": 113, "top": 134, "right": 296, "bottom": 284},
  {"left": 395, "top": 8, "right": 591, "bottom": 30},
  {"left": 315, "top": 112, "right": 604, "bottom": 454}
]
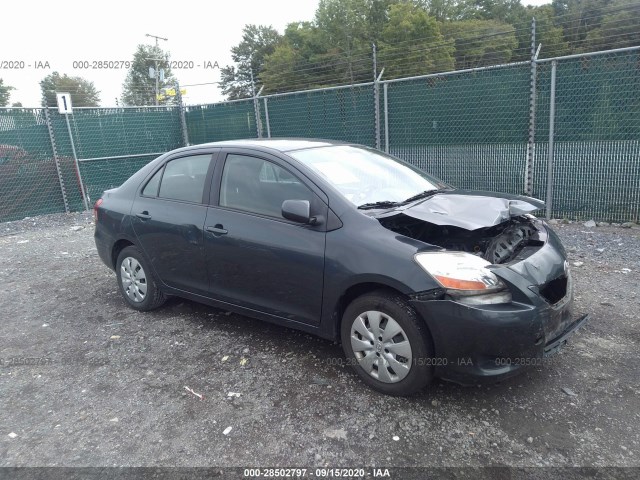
[{"left": 204, "top": 151, "right": 327, "bottom": 325}]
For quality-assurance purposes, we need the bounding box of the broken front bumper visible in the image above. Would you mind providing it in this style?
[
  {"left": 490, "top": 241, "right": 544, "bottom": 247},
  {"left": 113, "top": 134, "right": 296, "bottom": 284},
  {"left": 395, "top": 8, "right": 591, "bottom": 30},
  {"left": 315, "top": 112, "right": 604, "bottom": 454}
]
[
  {"left": 410, "top": 298, "right": 588, "bottom": 385},
  {"left": 409, "top": 223, "right": 588, "bottom": 385}
]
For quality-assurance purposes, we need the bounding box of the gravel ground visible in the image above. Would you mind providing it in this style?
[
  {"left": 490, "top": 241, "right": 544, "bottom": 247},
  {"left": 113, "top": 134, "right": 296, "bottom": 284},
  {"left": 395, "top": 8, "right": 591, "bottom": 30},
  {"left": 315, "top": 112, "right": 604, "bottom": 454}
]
[{"left": 0, "top": 212, "right": 638, "bottom": 468}]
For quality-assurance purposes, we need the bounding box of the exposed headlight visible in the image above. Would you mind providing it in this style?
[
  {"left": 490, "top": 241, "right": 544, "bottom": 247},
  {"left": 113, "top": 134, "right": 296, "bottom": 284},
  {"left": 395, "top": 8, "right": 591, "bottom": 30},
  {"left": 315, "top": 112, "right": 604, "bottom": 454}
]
[{"left": 414, "top": 252, "right": 511, "bottom": 304}]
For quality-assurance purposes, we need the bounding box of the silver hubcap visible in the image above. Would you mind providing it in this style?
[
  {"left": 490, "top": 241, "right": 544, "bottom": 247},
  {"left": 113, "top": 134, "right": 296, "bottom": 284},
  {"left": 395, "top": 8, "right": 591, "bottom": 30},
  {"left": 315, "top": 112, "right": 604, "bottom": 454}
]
[
  {"left": 350, "top": 310, "right": 412, "bottom": 383},
  {"left": 120, "top": 257, "right": 147, "bottom": 302}
]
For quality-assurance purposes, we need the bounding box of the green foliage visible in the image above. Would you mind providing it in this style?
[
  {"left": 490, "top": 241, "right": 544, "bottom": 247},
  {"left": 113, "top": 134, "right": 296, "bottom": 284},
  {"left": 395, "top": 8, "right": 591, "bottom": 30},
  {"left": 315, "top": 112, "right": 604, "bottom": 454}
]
[
  {"left": 260, "top": 43, "right": 303, "bottom": 93},
  {"left": 261, "top": 23, "right": 334, "bottom": 92},
  {"left": 380, "top": 3, "right": 454, "bottom": 78},
  {"left": 506, "top": 4, "right": 569, "bottom": 61},
  {"left": 528, "top": 5, "right": 569, "bottom": 59},
  {"left": 313, "top": 0, "right": 380, "bottom": 83},
  {"left": 219, "top": 25, "right": 281, "bottom": 99},
  {"left": 455, "top": 0, "right": 527, "bottom": 24},
  {"left": 224, "top": 0, "right": 639, "bottom": 96},
  {"left": 0, "top": 79, "right": 14, "bottom": 107},
  {"left": 40, "top": 72, "right": 100, "bottom": 107},
  {"left": 417, "top": 0, "right": 462, "bottom": 21},
  {"left": 551, "top": 0, "right": 621, "bottom": 52},
  {"left": 441, "top": 19, "right": 518, "bottom": 69},
  {"left": 582, "top": 1, "right": 640, "bottom": 52},
  {"left": 121, "top": 44, "right": 177, "bottom": 106}
]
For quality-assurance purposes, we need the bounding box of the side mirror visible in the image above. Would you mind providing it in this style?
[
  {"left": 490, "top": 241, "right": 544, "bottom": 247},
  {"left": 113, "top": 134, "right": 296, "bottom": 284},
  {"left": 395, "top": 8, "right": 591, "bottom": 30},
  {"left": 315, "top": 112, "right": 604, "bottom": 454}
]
[{"left": 282, "top": 199, "right": 311, "bottom": 224}]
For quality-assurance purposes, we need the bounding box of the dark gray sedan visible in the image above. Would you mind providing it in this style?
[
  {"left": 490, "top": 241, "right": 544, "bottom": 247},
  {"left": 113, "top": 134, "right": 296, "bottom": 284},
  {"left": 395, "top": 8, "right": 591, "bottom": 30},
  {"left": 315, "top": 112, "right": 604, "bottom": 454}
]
[{"left": 94, "top": 139, "right": 587, "bottom": 395}]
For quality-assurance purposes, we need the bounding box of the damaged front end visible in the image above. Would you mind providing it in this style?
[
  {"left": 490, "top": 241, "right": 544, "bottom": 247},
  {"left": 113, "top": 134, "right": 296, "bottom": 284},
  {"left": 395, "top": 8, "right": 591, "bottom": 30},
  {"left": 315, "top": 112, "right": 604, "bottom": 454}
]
[
  {"left": 376, "top": 191, "right": 551, "bottom": 307},
  {"left": 375, "top": 191, "right": 584, "bottom": 383},
  {"left": 379, "top": 213, "right": 541, "bottom": 265},
  {"left": 376, "top": 192, "right": 545, "bottom": 265}
]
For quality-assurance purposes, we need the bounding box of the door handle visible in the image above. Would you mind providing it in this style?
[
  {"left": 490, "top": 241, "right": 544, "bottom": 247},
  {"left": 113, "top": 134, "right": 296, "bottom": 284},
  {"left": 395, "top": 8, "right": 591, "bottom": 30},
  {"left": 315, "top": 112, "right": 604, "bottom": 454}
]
[
  {"left": 206, "top": 225, "right": 228, "bottom": 235},
  {"left": 136, "top": 211, "right": 152, "bottom": 220}
]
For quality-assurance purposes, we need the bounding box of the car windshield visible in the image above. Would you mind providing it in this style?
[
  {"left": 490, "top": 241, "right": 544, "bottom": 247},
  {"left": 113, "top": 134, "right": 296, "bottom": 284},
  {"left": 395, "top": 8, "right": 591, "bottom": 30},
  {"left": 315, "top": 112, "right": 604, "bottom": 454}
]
[{"left": 289, "top": 145, "right": 449, "bottom": 208}]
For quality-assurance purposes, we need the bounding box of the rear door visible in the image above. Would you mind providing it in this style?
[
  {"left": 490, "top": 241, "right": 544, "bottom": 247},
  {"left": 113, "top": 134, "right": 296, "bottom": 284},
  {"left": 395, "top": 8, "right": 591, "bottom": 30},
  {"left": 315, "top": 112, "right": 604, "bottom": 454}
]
[
  {"left": 203, "top": 149, "right": 328, "bottom": 325},
  {"left": 131, "top": 150, "right": 218, "bottom": 295}
]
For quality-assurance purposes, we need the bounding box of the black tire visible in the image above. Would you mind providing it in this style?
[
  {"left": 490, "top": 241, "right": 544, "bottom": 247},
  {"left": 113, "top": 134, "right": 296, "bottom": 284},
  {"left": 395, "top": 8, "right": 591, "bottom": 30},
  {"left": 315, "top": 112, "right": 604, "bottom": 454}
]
[
  {"left": 340, "top": 290, "right": 434, "bottom": 396},
  {"left": 116, "top": 245, "right": 166, "bottom": 311}
]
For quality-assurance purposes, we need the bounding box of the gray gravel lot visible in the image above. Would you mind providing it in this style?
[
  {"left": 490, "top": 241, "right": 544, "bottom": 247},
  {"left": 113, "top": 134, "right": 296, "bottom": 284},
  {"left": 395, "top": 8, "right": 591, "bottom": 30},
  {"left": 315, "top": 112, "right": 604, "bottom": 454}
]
[{"left": 0, "top": 213, "right": 638, "bottom": 468}]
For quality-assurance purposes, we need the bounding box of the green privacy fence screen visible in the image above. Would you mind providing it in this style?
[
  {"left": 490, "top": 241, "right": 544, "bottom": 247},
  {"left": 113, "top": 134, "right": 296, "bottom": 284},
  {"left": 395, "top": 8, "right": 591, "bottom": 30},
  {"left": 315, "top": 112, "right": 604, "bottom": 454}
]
[
  {"left": 385, "top": 62, "right": 531, "bottom": 197},
  {"left": 185, "top": 100, "right": 257, "bottom": 144},
  {"left": 0, "top": 109, "right": 67, "bottom": 220},
  {"left": 532, "top": 50, "right": 640, "bottom": 221},
  {"left": 56, "top": 107, "right": 184, "bottom": 209},
  {"left": 264, "top": 83, "right": 377, "bottom": 147},
  {"left": 0, "top": 46, "right": 638, "bottom": 223}
]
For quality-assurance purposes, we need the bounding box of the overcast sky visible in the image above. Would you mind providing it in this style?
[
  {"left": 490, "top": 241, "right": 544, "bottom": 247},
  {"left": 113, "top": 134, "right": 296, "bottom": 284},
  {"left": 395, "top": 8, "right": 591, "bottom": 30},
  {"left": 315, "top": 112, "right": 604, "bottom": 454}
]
[{"left": 2, "top": 0, "right": 550, "bottom": 108}]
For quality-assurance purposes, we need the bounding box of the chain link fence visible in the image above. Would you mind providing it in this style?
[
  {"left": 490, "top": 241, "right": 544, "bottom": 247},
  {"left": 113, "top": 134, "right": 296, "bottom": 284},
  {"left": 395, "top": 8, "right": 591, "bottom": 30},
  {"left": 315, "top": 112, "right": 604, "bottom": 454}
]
[
  {"left": 0, "top": 109, "right": 68, "bottom": 221},
  {"left": 264, "top": 83, "right": 377, "bottom": 147},
  {"left": 382, "top": 62, "right": 531, "bottom": 197},
  {"left": 185, "top": 99, "right": 257, "bottom": 144},
  {"left": 0, "top": 46, "right": 638, "bottom": 224},
  {"left": 533, "top": 48, "right": 640, "bottom": 221}
]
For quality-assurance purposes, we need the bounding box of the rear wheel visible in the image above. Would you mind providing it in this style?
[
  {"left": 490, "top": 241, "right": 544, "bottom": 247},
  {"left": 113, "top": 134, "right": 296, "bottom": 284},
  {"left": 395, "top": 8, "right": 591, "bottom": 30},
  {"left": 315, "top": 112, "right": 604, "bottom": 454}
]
[
  {"left": 341, "top": 290, "right": 434, "bottom": 396},
  {"left": 116, "top": 246, "right": 166, "bottom": 311}
]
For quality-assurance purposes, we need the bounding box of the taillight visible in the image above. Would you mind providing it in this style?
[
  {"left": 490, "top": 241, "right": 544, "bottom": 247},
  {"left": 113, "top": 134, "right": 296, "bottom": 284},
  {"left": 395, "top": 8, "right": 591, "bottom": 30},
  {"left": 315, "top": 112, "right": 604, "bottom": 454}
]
[{"left": 93, "top": 198, "right": 103, "bottom": 222}]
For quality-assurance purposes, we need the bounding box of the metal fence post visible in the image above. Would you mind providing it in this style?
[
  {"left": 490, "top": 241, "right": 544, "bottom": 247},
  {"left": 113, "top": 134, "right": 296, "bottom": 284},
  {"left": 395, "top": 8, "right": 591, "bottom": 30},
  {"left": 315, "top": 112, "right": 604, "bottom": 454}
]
[
  {"left": 42, "top": 103, "right": 70, "bottom": 214},
  {"left": 263, "top": 97, "right": 271, "bottom": 138},
  {"left": 253, "top": 88, "right": 264, "bottom": 139},
  {"left": 383, "top": 82, "right": 389, "bottom": 153},
  {"left": 65, "top": 113, "right": 90, "bottom": 211},
  {"left": 525, "top": 17, "right": 537, "bottom": 196},
  {"left": 373, "top": 43, "right": 380, "bottom": 150},
  {"left": 175, "top": 82, "right": 189, "bottom": 146},
  {"left": 374, "top": 68, "right": 385, "bottom": 150},
  {"left": 374, "top": 81, "right": 380, "bottom": 150},
  {"left": 546, "top": 60, "right": 557, "bottom": 220},
  {"left": 250, "top": 67, "right": 263, "bottom": 138}
]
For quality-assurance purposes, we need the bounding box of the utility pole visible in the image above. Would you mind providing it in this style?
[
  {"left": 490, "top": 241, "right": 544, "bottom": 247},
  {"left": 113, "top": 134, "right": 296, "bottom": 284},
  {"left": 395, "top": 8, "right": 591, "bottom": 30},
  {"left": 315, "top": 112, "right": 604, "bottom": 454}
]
[{"left": 146, "top": 33, "right": 168, "bottom": 105}]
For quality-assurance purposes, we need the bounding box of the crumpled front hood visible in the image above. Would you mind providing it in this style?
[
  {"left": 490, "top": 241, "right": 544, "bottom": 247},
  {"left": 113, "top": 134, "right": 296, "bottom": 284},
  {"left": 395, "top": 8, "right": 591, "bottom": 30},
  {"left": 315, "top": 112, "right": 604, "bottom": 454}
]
[{"left": 376, "top": 190, "right": 545, "bottom": 231}]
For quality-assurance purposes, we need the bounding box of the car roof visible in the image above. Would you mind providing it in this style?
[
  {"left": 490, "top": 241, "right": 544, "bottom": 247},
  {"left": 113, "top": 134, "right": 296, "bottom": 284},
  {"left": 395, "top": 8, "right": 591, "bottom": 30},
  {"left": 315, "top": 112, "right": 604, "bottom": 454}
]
[{"left": 182, "top": 138, "right": 350, "bottom": 153}]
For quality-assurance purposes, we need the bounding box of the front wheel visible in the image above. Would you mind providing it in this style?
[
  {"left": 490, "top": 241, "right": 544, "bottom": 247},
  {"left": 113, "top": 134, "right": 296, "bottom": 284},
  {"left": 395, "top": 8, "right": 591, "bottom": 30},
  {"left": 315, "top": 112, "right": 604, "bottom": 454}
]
[
  {"left": 340, "top": 290, "right": 434, "bottom": 396},
  {"left": 116, "top": 246, "right": 166, "bottom": 311}
]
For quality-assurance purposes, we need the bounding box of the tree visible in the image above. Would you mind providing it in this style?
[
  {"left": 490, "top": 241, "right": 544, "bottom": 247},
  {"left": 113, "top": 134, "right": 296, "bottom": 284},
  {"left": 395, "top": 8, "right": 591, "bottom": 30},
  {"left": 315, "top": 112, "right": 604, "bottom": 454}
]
[
  {"left": 419, "top": 0, "right": 464, "bottom": 21},
  {"left": 0, "top": 79, "right": 14, "bottom": 107},
  {"left": 510, "top": 5, "right": 569, "bottom": 60},
  {"left": 121, "top": 44, "right": 177, "bottom": 106},
  {"left": 551, "top": 0, "right": 612, "bottom": 53},
  {"left": 11, "top": 102, "right": 22, "bottom": 107},
  {"left": 260, "top": 43, "right": 302, "bottom": 93},
  {"left": 455, "top": 0, "right": 527, "bottom": 24},
  {"left": 582, "top": 1, "right": 640, "bottom": 51},
  {"left": 379, "top": 3, "right": 455, "bottom": 78},
  {"left": 441, "top": 19, "right": 518, "bottom": 69},
  {"left": 314, "top": 0, "right": 378, "bottom": 84},
  {"left": 40, "top": 72, "right": 100, "bottom": 107},
  {"left": 219, "top": 25, "right": 281, "bottom": 99}
]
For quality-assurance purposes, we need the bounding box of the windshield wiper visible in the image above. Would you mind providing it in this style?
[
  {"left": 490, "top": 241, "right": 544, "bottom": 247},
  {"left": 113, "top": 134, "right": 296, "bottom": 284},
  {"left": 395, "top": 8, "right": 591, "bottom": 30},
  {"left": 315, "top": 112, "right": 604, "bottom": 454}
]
[
  {"left": 401, "top": 188, "right": 448, "bottom": 204},
  {"left": 357, "top": 189, "right": 450, "bottom": 210},
  {"left": 357, "top": 200, "right": 400, "bottom": 210}
]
